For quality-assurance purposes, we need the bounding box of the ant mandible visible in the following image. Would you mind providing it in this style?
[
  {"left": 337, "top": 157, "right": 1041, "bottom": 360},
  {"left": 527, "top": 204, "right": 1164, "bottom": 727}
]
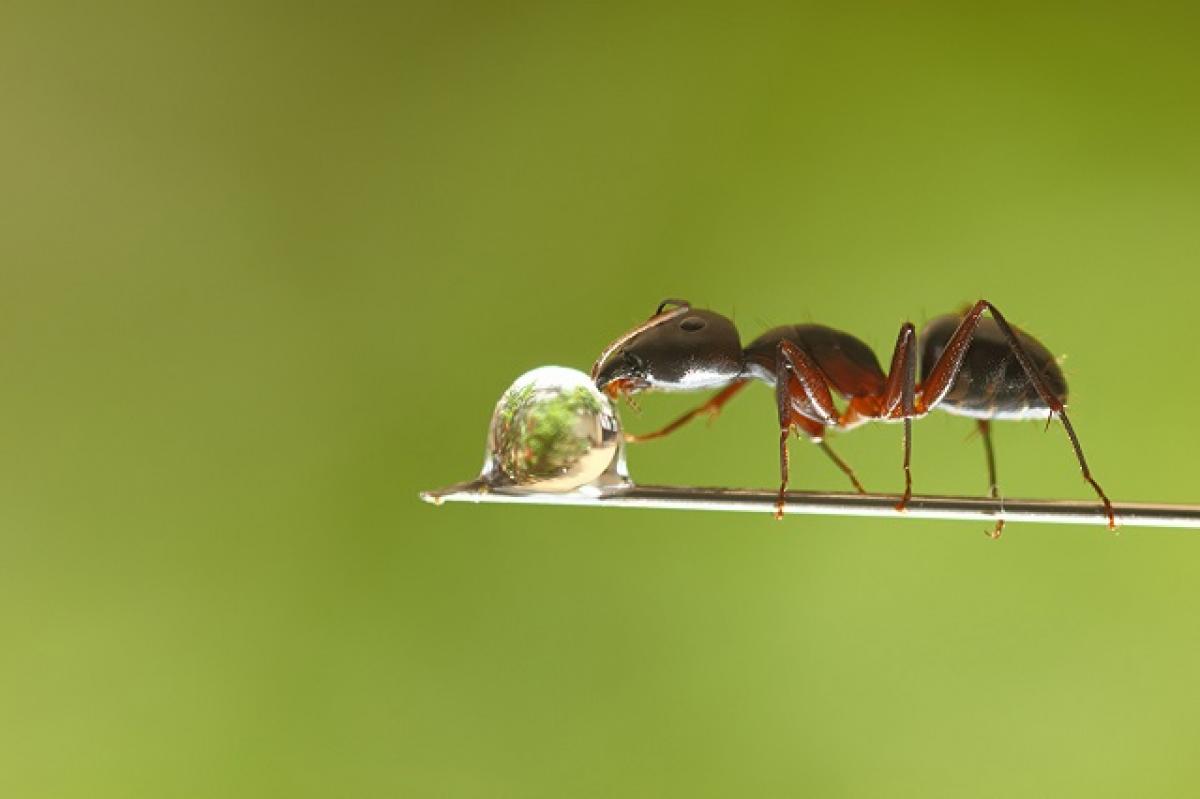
[{"left": 591, "top": 299, "right": 1115, "bottom": 537}]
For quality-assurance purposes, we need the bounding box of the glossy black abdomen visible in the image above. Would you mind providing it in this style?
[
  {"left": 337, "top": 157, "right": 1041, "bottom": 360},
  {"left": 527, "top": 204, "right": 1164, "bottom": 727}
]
[
  {"left": 918, "top": 315, "right": 1068, "bottom": 420},
  {"left": 745, "top": 324, "right": 887, "bottom": 398}
]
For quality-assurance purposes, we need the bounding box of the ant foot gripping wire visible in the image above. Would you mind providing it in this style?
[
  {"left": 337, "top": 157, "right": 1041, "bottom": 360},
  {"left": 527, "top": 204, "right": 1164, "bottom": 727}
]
[
  {"left": 774, "top": 484, "right": 787, "bottom": 520},
  {"left": 894, "top": 471, "right": 913, "bottom": 513}
]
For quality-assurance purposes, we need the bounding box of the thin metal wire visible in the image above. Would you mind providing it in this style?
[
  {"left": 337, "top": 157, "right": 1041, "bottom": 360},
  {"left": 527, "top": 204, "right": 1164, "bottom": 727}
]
[{"left": 420, "top": 481, "right": 1200, "bottom": 530}]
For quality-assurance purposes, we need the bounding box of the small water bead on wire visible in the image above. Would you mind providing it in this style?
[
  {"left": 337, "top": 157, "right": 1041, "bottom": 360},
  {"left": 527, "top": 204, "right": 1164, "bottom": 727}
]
[{"left": 480, "top": 366, "right": 630, "bottom": 495}]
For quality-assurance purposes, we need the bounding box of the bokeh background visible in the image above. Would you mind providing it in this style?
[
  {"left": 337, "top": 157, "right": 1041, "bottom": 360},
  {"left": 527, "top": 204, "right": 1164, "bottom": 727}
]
[{"left": 3, "top": 2, "right": 1199, "bottom": 797}]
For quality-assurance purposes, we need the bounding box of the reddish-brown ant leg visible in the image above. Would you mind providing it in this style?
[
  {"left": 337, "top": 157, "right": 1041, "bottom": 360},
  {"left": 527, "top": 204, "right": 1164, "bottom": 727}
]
[
  {"left": 774, "top": 363, "right": 793, "bottom": 520},
  {"left": 978, "top": 420, "right": 1005, "bottom": 539},
  {"left": 880, "top": 323, "right": 917, "bottom": 417},
  {"left": 624, "top": 380, "right": 749, "bottom": 443},
  {"left": 777, "top": 340, "right": 840, "bottom": 426},
  {"left": 776, "top": 414, "right": 835, "bottom": 518},
  {"left": 818, "top": 440, "right": 867, "bottom": 494},
  {"left": 984, "top": 302, "right": 1115, "bottom": 529},
  {"left": 877, "top": 323, "right": 918, "bottom": 511},
  {"left": 793, "top": 426, "right": 867, "bottom": 494},
  {"left": 773, "top": 340, "right": 841, "bottom": 518},
  {"left": 921, "top": 300, "right": 1116, "bottom": 529}
]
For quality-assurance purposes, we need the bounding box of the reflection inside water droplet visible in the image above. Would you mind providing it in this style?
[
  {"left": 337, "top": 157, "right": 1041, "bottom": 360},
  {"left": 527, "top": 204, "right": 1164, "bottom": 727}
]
[{"left": 480, "top": 366, "right": 629, "bottom": 494}]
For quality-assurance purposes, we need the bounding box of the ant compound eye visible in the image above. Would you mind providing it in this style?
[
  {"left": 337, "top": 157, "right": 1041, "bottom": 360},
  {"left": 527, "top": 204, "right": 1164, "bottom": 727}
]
[
  {"left": 622, "top": 350, "right": 645, "bottom": 371},
  {"left": 680, "top": 316, "right": 706, "bottom": 332}
]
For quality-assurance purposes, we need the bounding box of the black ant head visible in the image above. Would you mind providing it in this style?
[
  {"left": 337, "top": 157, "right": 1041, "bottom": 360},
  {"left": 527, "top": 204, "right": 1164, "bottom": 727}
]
[{"left": 592, "top": 300, "right": 743, "bottom": 399}]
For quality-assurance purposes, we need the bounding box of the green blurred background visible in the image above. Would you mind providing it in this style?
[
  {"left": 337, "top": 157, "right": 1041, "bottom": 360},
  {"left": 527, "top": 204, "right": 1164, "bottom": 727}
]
[{"left": 2, "top": 2, "right": 1199, "bottom": 796}]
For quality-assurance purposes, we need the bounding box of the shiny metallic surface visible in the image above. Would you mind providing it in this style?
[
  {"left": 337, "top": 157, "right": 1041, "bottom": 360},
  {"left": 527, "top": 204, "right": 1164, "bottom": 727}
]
[
  {"left": 479, "top": 366, "right": 629, "bottom": 493},
  {"left": 420, "top": 483, "right": 1200, "bottom": 530}
]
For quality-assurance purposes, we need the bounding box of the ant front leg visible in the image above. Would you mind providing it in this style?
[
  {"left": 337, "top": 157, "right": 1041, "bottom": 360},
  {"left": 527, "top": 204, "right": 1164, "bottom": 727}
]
[
  {"left": 773, "top": 340, "right": 840, "bottom": 519},
  {"left": 624, "top": 380, "right": 750, "bottom": 443},
  {"left": 921, "top": 300, "right": 1116, "bottom": 529}
]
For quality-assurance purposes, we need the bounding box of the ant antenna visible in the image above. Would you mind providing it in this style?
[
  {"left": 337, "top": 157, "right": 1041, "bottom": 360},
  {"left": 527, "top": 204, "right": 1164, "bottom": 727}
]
[
  {"left": 655, "top": 298, "right": 691, "bottom": 315},
  {"left": 590, "top": 301, "right": 691, "bottom": 380}
]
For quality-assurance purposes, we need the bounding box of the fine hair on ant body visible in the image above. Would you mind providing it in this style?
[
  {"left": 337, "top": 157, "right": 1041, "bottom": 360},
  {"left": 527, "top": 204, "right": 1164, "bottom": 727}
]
[{"left": 591, "top": 299, "right": 1114, "bottom": 537}]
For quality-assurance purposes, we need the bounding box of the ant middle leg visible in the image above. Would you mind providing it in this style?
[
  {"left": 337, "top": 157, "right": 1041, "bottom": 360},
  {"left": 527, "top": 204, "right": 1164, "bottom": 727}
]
[{"left": 878, "top": 322, "right": 918, "bottom": 511}]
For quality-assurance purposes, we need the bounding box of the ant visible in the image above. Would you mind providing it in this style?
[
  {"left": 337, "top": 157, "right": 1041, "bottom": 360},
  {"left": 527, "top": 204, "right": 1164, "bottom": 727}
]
[{"left": 591, "top": 299, "right": 1115, "bottom": 537}]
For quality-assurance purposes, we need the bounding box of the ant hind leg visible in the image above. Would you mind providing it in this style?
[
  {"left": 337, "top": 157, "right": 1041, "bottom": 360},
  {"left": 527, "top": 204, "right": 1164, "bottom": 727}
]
[
  {"left": 921, "top": 300, "right": 1115, "bottom": 530},
  {"left": 977, "top": 419, "right": 1005, "bottom": 539}
]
